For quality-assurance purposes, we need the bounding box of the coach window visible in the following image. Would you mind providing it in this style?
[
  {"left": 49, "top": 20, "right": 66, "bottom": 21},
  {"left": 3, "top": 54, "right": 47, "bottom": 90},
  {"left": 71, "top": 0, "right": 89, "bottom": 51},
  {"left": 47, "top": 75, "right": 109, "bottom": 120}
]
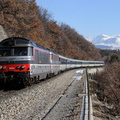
[{"left": 35, "top": 50, "right": 39, "bottom": 63}]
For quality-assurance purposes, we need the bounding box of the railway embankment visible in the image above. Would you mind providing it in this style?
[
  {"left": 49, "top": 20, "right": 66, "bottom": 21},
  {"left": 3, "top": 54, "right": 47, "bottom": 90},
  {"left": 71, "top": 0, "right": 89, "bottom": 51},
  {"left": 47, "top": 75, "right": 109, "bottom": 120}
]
[{"left": 0, "top": 69, "right": 85, "bottom": 120}]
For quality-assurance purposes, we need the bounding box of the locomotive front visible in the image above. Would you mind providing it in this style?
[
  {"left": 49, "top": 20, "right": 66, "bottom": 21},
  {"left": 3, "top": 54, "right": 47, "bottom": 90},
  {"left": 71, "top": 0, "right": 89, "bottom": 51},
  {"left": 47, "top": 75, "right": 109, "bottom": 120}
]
[{"left": 0, "top": 37, "right": 34, "bottom": 88}]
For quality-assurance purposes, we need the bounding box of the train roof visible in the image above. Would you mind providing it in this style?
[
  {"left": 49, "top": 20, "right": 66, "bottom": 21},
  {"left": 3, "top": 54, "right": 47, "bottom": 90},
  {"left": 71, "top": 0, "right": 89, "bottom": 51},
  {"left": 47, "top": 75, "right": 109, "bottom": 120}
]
[
  {"left": 0, "top": 37, "right": 62, "bottom": 56},
  {"left": 0, "top": 37, "right": 36, "bottom": 46},
  {"left": 0, "top": 37, "right": 51, "bottom": 52}
]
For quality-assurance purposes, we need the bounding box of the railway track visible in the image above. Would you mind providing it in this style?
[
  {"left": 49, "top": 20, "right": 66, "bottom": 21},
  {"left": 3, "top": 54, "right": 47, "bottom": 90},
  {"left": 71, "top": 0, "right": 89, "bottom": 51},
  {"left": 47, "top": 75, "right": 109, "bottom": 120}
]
[
  {"left": 0, "top": 69, "right": 84, "bottom": 120},
  {"left": 41, "top": 79, "right": 75, "bottom": 120},
  {"left": 40, "top": 69, "right": 86, "bottom": 120}
]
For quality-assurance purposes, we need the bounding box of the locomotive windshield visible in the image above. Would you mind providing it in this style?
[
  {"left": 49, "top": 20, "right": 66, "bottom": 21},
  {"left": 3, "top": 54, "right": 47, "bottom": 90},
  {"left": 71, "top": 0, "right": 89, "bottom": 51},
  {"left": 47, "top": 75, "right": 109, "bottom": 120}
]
[{"left": 0, "top": 47, "right": 33, "bottom": 56}]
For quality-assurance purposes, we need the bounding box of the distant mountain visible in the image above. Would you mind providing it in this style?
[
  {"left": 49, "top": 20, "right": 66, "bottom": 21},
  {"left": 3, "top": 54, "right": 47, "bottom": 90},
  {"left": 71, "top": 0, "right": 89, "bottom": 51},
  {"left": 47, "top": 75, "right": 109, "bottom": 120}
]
[{"left": 89, "top": 34, "right": 120, "bottom": 50}]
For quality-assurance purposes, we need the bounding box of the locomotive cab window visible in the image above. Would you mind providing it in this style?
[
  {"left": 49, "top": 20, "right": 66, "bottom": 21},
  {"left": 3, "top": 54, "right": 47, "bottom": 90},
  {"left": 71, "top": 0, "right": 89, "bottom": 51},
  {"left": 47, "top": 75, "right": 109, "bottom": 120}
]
[
  {"left": 0, "top": 48, "right": 11, "bottom": 56},
  {"left": 0, "top": 47, "right": 33, "bottom": 56}
]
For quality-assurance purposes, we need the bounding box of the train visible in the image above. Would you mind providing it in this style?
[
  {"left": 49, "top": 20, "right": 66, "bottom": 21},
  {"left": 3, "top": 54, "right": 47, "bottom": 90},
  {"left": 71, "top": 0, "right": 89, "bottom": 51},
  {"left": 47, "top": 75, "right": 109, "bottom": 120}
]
[{"left": 0, "top": 37, "right": 104, "bottom": 88}]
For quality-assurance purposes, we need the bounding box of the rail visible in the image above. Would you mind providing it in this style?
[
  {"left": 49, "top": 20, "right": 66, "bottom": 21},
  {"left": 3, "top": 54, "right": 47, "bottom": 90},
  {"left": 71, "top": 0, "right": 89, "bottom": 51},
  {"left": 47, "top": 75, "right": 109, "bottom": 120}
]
[{"left": 80, "top": 68, "right": 93, "bottom": 120}]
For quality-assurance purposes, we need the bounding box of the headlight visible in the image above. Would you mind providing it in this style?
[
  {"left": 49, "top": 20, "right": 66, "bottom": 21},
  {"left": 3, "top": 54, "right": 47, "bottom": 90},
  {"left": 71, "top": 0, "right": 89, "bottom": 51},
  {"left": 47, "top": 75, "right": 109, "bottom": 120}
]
[
  {"left": 16, "top": 65, "right": 26, "bottom": 70},
  {"left": 20, "top": 65, "right": 26, "bottom": 69},
  {"left": 2, "top": 66, "right": 6, "bottom": 70}
]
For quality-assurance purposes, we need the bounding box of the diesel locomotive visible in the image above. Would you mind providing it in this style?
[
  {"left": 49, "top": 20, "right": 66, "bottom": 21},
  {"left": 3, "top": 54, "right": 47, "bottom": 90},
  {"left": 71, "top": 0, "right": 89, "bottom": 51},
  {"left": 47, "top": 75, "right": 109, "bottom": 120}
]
[{"left": 0, "top": 37, "right": 104, "bottom": 88}]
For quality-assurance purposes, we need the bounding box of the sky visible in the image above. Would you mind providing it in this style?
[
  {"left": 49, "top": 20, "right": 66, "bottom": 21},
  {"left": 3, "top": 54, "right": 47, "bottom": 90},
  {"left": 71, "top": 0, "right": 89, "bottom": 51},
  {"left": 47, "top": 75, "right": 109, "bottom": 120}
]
[{"left": 36, "top": 0, "right": 120, "bottom": 38}]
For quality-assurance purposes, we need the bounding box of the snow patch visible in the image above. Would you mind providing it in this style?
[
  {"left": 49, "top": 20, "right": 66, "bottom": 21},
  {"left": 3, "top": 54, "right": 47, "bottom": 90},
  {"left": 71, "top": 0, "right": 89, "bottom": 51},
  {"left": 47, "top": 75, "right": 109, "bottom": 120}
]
[
  {"left": 76, "top": 70, "right": 84, "bottom": 74},
  {"left": 90, "top": 34, "right": 120, "bottom": 49},
  {"left": 116, "top": 38, "right": 120, "bottom": 44}
]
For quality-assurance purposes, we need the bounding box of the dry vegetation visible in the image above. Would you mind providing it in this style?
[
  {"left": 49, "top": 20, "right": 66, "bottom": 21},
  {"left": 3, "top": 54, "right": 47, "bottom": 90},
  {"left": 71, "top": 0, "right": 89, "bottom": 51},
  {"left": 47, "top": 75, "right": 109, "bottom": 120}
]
[
  {"left": 0, "top": 0, "right": 101, "bottom": 60},
  {"left": 95, "top": 60, "right": 120, "bottom": 117},
  {"left": 94, "top": 51, "right": 120, "bottom": 117}
]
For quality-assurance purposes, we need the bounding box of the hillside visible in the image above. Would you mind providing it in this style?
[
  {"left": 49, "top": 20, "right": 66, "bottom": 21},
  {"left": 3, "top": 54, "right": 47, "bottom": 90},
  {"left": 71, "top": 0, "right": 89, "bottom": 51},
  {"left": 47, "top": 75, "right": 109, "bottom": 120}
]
[{"left": 0, "top": 0, "right": 101, "bottom": 60}]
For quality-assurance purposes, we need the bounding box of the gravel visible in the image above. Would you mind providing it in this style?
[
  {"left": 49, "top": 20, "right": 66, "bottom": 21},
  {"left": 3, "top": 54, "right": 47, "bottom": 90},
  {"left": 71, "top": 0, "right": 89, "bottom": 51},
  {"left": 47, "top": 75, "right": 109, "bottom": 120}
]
[
  {"left": 43, "top": 75, "right": 84, "bottom": 120},
  {"left": 0, "top": 69, "right": 85, "bottom": 120}
]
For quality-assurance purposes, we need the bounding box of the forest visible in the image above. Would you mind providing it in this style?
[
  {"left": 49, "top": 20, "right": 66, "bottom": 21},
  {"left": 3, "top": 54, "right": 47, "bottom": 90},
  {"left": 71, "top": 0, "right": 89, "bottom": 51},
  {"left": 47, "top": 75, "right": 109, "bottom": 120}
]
[{"left": 0, "top": 0, "right": 101, "bottom": 60}]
